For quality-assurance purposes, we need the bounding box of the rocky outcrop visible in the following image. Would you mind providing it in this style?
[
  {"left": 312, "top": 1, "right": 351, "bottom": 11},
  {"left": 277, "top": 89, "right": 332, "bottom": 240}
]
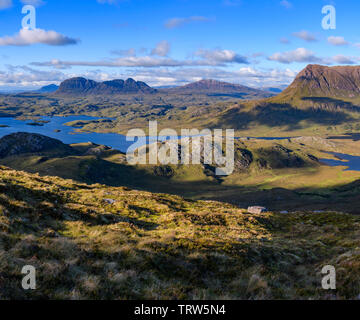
[
  {"left": 234, "top": 149, "right": 253, "bottom": 171},
  {"left": 0, "top": 133, "right": 72, "bottom": 157}
]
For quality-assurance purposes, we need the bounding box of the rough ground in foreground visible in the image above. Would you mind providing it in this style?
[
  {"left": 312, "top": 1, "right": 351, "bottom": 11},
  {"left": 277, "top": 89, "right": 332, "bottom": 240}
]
[{"left": 0, "top": 166, "right": 359, "bottom": 300}]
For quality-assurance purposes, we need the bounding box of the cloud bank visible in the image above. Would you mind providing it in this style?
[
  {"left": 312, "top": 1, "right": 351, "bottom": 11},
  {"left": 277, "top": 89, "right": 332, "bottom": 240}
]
[
  {"left": 292, "top": 30, "right": 318, "bottom": 42},
  {"left": 268, "top": 48, "right": 323, "bottom": 64},
  {"left": 32, "top": 47, "right": 249, "bottom": 68},
  {"left": 0, "top": 64, "right": 297, "bottom": 89},
  {"left": 328, "top": 36, "right": 349, "bottom": 46},
  {"left": 0, "top": 28, "right": 79, "bottom": 46}
]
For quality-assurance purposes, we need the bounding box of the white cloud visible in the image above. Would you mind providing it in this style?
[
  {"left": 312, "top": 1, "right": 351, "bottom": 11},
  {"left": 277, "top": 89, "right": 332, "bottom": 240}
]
[
  {"left": 332, "top": 55, "right": 357, "bottom": 64},
  {"left": 280, "top": 0, "right": 292, "bottom": 9},
  {"left": 151, "top": 41, "right": 170, "bottom": 57},
  {"left": 328, "top": 36, "right": 349, "bottom": 46},
  {"left": 165, "top": 16, "right": 211, "bottom": 29},
  {"left": 0, "top": 65, "right": 66, "bottom": 88},
  {"left": 0, "top": 28, "right": 79, "bottom": 46},
  {"left": 195, "top": 49, "right": 249, "bottom": 64},
  {"left": 292, "top": 30, "right": 318, "bottom": 42},
  {"left": 268, "top": 47, "right": 358, "bottom": 65},
  {"left": 236, "top": 67, "right": 297, "bottom": 84},
  {"left": 0, "top": 0, "right": 12, "bottom": 10},
  {"left": 268, "top": 48, "right": 324, "bottom": 64}
]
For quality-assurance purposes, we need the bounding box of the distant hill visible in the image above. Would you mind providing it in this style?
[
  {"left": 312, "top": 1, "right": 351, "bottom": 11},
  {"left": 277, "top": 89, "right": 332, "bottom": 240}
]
[
  {"left": 37, "top": 84, "right": 59, "bottom": 93},
  {"left": 160, "top": 79, "right": 273, "bottom": 99},
  {"left": 260, "top": 86, "right": 287, "bottom": 94},
  {"left": 55, "top": 77, "right": 157, "bottom": 96}
]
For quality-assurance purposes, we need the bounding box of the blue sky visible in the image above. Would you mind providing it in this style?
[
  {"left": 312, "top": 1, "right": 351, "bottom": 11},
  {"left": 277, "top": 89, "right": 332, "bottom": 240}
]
[{"left": 0, "top": 0, "right": 359, "bottom": 90}]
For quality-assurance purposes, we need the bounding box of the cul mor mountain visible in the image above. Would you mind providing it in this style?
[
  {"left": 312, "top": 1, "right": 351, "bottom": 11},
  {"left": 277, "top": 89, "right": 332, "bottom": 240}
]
[{"left": 277, "top": 64, "right": 360, "bottom": 102}]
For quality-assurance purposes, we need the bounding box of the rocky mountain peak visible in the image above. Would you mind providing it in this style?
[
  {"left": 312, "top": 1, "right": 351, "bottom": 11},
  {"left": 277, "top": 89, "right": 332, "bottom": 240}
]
[{"left": 55, "top": 77, "right": 157, "bottom": 95}]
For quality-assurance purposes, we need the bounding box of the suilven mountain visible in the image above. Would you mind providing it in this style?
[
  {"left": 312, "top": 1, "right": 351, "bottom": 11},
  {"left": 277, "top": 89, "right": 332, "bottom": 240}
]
[{"left": 55, "top": 77, "right": 158, "bottom": 95}]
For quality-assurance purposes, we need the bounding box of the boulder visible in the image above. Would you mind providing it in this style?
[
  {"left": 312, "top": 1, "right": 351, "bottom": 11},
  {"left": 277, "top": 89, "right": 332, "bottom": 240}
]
[
  {"left": 104, "top": 199, "right": 116, "bottom": 205},
  {"left": 247, "top": 206, "right": 267, "bottom": 214}
]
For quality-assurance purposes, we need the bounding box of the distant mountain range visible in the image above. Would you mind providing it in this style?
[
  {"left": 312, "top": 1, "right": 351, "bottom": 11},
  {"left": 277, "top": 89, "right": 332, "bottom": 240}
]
[
  {"left": 10, "top": 65, "right": 360, "bottom": 101},
  {"left": 52, "top": 77, "right": 273, "bottom": 98}
]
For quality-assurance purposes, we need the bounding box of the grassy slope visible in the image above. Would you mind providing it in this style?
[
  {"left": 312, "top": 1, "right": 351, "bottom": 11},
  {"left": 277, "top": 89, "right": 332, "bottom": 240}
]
[{"left": 1, "top": 166, "right": 360, "bottom": 300}]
